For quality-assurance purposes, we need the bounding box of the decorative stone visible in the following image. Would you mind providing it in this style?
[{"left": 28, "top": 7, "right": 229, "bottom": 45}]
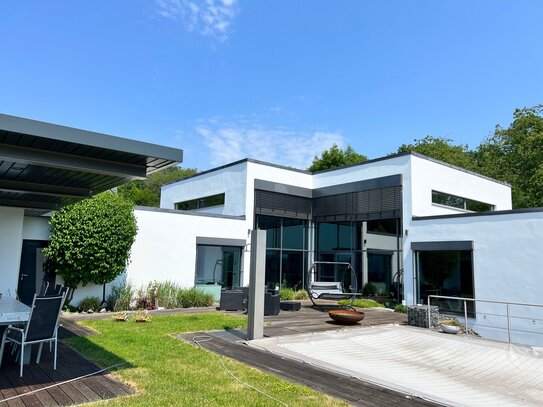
[{"left": 407, "top": 305, "right": 439, "bottom": 328}]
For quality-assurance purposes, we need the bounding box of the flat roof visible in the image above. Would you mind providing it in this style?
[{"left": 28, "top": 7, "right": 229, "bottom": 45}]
[
  {"left": 163, "top": 151, "right": 509, "bottom": 189},
  {"left": 0, "top": 113, "right": 183, "bottom": 215},
  {"left": 413, "top": 207, "right": 543, "bottom": 221}
]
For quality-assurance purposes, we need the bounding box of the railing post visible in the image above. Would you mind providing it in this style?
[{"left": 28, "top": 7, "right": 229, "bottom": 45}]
[
  {"left": 464, "top": 300, "right": 468, "bottom": 337},
  {"left": 427, "top": 296, "right": 431, "bottom": 330},
  {"left": 506, "top": 304, "right": 512, "bottom": 344}
]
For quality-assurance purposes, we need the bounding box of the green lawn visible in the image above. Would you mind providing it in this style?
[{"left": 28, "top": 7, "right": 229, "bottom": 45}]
[{"left": 67, "top": 313, "right": 347, "bottom": 406}]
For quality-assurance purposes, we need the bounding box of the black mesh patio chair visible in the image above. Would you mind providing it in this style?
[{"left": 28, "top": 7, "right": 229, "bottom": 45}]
[
  {"left": 0, "top": 293, "right": 65, "bottom": 377},
  {"left": 38, "top": 280, "right": 49, "bottom": 296}
]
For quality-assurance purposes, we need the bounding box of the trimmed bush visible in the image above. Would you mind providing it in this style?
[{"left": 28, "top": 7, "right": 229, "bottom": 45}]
[
  {"left": 78, "top": 296, "right": 102, "bottom": 313},
  {"left": 394, "top": 304, "right": 408, "bottom": 313},
  {"left": 362, "top": 282, "right": 378, "bottom": 296}
]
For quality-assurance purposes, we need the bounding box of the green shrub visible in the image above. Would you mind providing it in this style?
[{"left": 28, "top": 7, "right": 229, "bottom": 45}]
[
  {"left": 108, "top": 281, "right": 135, "bottom": 311},
  {"left": 177, "top": 288, "right": 214, "bottom": 308},
  {"left": 338, "top": 298, "right": 384, "bottom": 308},
  {"left": 279, "top": 288, "right": 295, "bottom": 300},
  {"left": 362, "top": 282, "right": 378, "bottom": 296},
  {"left": 293, "top": 290, "right": 308, "bottom": 300},
  {"left": 394, "top": 304, "right": 408, "bottom": 313},
  {"left": 78, "top": 296, "right": 102, "bottom": 313}
]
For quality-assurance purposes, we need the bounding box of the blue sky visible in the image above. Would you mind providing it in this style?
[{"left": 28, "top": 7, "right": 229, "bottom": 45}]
[{"left": 1, "top": 1, "right": 542, "bottom": 171}]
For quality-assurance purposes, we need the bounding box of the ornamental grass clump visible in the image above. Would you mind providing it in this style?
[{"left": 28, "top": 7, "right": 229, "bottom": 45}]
[
  {"left": 338, "top": 298, "right": 384, "bottom": 308},
  {"left": 108, "top": 281, "right": 136, "bottom": 311},
  {"left": 177, "top": 287, "right": 214, "bottom": 308}
]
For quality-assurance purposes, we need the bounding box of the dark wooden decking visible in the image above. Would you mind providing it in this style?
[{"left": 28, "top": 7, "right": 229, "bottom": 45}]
[
  {"left": 180, "top": 304, "right": 442, "bottom": 407},
  {"left": 0, "top": 323, "right": 133, "bottom": 406}
]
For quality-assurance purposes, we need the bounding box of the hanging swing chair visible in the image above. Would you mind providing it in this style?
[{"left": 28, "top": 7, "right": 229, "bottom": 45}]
[{"left": 306, "top": 261, "right": 363, "bottom": 311}]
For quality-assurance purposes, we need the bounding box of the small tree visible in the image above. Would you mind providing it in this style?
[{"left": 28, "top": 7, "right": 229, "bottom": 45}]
[
  {"left": 43, "top": 192, "right": 138, "bottom": 305},
  {"left": 308, "top": 144, "right": 367, "bottom": 172}
]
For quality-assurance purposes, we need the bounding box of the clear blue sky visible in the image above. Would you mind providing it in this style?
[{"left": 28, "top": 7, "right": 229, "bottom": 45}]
[{"left": 1, "top": 1, "right": 542, "bottom": 171}]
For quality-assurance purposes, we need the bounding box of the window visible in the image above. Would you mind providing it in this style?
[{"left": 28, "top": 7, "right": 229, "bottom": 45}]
[
  {"left": 195, "top": 245, "right": 241, "bottom": 289},
  {"left": 256, "top": 215, "right": 308, "bottom": 290},
  {"left": 416, "top": 249, "right": 474, "bottom": 314},
  {"left": 176, "top": 193, "right": 225, "bottom": 210},
  {"left": 432, "top": 191, "right": 494, "bottom": 212}
]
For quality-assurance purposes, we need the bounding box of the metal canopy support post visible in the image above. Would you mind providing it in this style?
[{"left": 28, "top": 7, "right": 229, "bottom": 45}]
[{"left": 247, "top": 230, "right": 266, "bottom": 340}]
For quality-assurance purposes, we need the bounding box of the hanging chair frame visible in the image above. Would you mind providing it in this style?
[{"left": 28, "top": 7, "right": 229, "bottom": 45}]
[{"left": 306, "top": 261, "right": 363, "bottom": 311}]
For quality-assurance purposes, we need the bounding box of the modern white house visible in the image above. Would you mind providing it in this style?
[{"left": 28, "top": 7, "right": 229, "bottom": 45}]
[
  {"left": 126, "top": 153, "right": 543, "bottom": 345},
  {"left": 2, "top": 113, "right": 543, "bottom": 346}
]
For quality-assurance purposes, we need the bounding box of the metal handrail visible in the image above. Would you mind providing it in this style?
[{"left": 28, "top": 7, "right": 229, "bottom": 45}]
[{"left": 427, "top": 295, "right": 543, "bottom": 344}]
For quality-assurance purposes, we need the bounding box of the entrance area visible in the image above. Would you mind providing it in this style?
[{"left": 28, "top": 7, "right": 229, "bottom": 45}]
[{"left": 17, "top": 240, "right": 51, "bottom": 305}]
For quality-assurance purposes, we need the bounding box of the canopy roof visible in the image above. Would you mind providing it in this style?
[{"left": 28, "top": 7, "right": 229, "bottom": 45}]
[{"left": 0, "top": 113, "right": 183, "bottom": 215}]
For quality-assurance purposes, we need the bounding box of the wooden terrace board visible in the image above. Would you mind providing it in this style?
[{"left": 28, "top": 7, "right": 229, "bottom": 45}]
[{"left": 0, "top": 331, "right": 133, "bottom": 406}]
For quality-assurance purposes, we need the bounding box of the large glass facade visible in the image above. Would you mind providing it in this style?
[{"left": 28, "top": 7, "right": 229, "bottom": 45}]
[
  {"left": 315, "top": 218, "right": 402, "bottom": 296},
  {"left": 256, "top": 215, "right": 309, "bottom": 290}
]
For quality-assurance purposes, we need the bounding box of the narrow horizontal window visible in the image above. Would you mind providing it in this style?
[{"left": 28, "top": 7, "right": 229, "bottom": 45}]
[
  {"left": 176, "top": 193, "right": 225, "bottom": 210},
  {"left": 432, "top": 190, "right": 494, "bottom": 212}
]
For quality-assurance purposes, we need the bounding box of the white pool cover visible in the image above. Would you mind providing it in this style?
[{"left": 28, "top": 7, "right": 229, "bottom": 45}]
[{"left": 248, "top": 325, "right": 543, "bottom": 406}]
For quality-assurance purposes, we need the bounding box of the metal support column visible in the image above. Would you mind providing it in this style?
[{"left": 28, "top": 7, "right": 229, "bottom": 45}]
[{"left": 247, "top": 230, "right": 266, "bottom": 340}]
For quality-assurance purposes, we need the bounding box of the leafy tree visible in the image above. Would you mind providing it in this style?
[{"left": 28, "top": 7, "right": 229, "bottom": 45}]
[
  {"left": 475, "top": 105, "right": 543, "bottom": 208},
  {"left": 396, "top": 136, "right": 478, "bottom": 171},
  {"left": 43, "top": 192, "right": 138, "bottom": 303},
  {"left": 117, "top": 166, "right": 197, "bottom": 206},
  {"left": 308, "top": 144, "right": 367, "bottom": 172}
]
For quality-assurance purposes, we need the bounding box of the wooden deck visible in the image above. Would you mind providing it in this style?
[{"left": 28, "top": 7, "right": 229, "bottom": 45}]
[
  {"left": 180, "top": 303, "right": 442, "bottom": 407},
  {"left": 0, "top": 324, "right": 133, "bottom": 406}
]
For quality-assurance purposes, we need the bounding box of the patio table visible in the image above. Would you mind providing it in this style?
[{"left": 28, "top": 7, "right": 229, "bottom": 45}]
[
  {"left": 0, "top": 295, "right": 31, "bottom": 365},
  {"left": 0, "top": 296, "right": 31, "bottom": 325}
]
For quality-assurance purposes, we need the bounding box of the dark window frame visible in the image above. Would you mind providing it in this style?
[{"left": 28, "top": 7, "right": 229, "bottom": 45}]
[
  {"left": 176, "top": 193, "right": 225, "bottom": 210},
  {"left": 432, "top": 190, "right": 494, "bottom": 212}
]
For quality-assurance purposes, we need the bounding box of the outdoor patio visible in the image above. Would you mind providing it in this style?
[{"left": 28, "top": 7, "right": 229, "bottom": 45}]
[{"left": 0, "top": 329, "right": 133, "bottom": 406}]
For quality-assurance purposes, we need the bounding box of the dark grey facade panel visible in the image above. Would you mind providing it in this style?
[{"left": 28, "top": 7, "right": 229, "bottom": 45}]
[
  {"left": 312, "top": 174, "right": 402, "bottom": 198},
  {"left": 254, "top": 179, "right": 312, "bottom": 198},
  {"left": 411, "top": 241, "right": 474, "bottom": 251},
  {"left": 196, "top": 237, "right": 247, "bottom": 247}
]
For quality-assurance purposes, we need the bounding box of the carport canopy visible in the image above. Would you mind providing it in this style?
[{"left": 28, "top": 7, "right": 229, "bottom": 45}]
[{"left": 0, "top": 113, "right": 183, "bottom": 215}]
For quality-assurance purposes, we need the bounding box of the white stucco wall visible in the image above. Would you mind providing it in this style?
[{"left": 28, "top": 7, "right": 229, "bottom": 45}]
[
  {"left": 125, "top": 208, "right": 250, "bottom": 289},
  {"left": 160, "top": 161, "right": 248, "bottom": 216},
  {"left": 0, "top": 207, "right": 24, "bottom": 296},
  {"left": 406, "top": 210, "right": 543, "bottom": 346},
  {"left": 409, "top": 155, "right": 512, "bottom": 217}
]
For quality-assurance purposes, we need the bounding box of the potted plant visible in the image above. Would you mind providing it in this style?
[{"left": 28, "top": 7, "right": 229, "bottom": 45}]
[
  {"left": 113, "top": 310, "right": 129, "bottom": 322},
  {"left": 134, "top": 309, "right": 150, "bottom": 323},
  {"left": 439, "top": 319, "right": 462, "bottom": 334}
]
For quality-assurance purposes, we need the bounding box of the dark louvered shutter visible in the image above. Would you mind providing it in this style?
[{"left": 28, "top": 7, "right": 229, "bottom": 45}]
[{"left": 255, "top": 190, "right": 312, "bottom": 220}]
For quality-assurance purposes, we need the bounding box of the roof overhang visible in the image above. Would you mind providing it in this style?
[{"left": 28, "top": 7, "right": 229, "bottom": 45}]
[{"left": 0, "top": 113, "right": 183, "bottom": 215}]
